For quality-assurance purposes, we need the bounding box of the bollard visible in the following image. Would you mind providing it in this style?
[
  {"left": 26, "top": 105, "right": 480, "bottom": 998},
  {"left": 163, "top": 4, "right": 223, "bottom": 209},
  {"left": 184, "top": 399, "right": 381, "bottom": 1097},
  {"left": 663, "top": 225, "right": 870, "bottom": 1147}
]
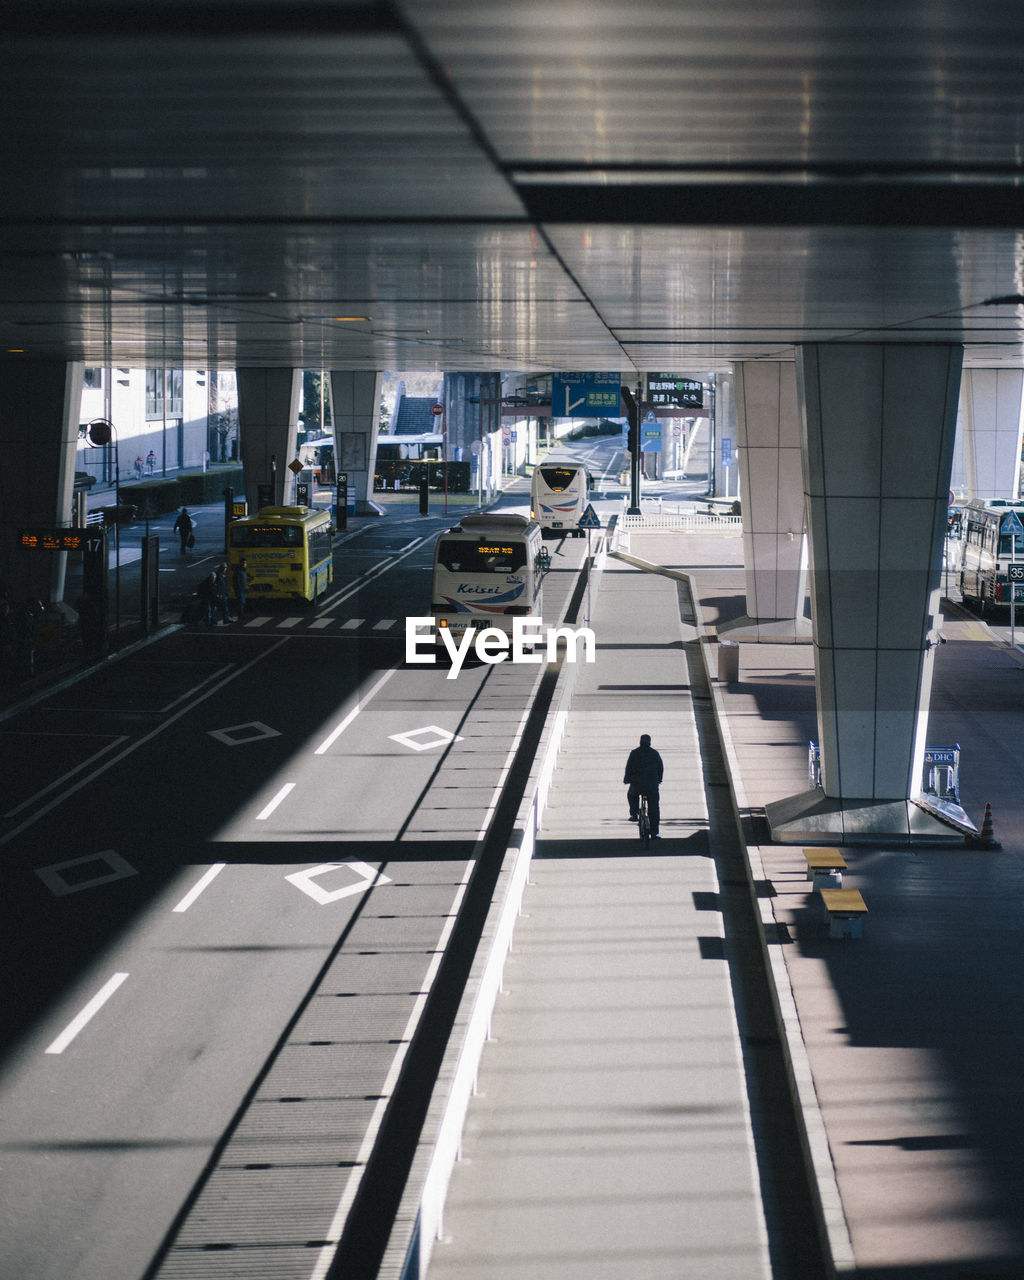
[{"left": 718, "top": 638, "right": 739, "bottom": 683}]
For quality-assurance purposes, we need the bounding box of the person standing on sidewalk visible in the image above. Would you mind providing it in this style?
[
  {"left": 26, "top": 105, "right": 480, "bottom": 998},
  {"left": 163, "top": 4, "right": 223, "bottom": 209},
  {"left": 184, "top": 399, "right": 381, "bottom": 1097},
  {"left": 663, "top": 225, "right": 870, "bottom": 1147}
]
[{"left": 624, "top": 733, "right": 664, "bottom": 837}]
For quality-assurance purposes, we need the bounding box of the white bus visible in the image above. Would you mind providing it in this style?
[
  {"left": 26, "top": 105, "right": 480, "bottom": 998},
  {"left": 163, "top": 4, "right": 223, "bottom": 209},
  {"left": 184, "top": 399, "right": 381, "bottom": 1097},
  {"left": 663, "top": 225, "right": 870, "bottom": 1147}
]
[
  {"left": 958, "top": 499, "right": 1024, "bottom": 613},
  {"left": 430, "top": 513, "right": 548, "bottom": 648},
  {"left": 531, "top": 462, "right": 589, "bottom": 536}
]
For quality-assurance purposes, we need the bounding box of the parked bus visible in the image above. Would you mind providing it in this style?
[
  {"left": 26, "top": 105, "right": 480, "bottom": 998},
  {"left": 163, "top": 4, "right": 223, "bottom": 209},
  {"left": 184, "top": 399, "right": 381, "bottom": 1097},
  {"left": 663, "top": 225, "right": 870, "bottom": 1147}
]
[
  {"left": 227, "top": 505, "right": 333, "bottom": 604},
  {"left": 958, "top": 498, "right": 1024, "bottom": 613},
  {"left": 531, "top": 461, "right": 589, "bottom": 536},
  {"left": 430, "top": 513, "right": 547, "bottom": 648}
]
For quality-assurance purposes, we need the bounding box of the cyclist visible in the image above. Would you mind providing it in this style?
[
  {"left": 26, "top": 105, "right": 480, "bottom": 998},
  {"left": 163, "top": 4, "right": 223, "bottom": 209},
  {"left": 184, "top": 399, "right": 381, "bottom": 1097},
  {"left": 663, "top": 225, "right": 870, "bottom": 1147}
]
[{"left": 623, "top": 733, "right": 663, "bottom": 838}]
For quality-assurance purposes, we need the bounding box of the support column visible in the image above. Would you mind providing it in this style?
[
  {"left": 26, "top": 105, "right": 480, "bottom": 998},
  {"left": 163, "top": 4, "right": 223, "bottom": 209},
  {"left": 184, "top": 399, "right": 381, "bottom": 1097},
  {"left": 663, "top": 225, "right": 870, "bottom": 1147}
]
[
  {"left": 0, "top": 361, "right": 84, "bottom": 603},
  {"left": 719, "top": 361, "right": 809, "bottom": 643},
  {"left": 766, "top": 344, "right": 963, "bottom": 845},
  {"left": 328, "top": 371, "right": 382, "bottom": 514},
  {"left": 955, "top": 368, "right": 1024, "bottom": 501},
  {"left": 236, "top": 367, "right": 301, "bottom": 509}
]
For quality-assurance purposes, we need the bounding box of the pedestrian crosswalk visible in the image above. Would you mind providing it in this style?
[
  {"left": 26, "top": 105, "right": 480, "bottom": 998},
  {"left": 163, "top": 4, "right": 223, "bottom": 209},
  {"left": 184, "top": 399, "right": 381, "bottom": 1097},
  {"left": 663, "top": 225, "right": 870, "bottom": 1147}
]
[{"left": 234, "top": 615, "right": 406, "bottom": 634}]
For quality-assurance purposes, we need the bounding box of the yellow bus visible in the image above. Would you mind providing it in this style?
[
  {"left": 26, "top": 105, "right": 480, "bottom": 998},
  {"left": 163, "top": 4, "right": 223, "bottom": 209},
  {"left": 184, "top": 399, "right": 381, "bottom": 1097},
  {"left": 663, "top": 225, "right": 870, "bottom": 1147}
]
[{"left": 226, "top": 505, "right": 334, "bottom": 604}]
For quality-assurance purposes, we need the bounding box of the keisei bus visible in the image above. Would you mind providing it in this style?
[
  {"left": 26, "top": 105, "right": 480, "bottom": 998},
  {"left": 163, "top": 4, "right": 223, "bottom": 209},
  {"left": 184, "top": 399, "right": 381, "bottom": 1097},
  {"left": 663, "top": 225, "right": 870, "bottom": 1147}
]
[
  {"left": 530, "top": 462, "right": 589, "bottom": 537},
  {"left": 430, "top": 513, "right": 548, "bottom": 650},
  {"left": 958, "top": 498, "right": 1024, "bottom": 614},
  {"left": 227, "top": 505, "right": 334, "bottom": 605}
]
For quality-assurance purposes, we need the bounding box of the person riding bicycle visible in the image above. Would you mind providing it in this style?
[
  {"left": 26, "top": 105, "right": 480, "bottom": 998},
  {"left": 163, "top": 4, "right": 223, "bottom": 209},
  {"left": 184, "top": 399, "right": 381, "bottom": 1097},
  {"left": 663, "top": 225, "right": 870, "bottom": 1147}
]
[{"left": 624, "top": 733, "right": 663, "bottom": 838}]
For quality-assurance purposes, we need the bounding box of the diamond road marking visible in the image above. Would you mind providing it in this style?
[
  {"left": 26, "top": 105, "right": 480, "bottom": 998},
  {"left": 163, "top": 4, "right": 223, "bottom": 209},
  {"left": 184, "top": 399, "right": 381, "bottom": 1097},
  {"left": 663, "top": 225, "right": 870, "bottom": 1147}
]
[
  {"left": 285, "top": 860, "right": 391, "bottom": 905},
  {"left": 389, "top": 725, "right": 464, "bottom": 752},
  {"left": 36, "top": 850, "right": 138, "bottom": 897},
  {"left": 209, "top": 720, "right": 282, "bottom": 746}
]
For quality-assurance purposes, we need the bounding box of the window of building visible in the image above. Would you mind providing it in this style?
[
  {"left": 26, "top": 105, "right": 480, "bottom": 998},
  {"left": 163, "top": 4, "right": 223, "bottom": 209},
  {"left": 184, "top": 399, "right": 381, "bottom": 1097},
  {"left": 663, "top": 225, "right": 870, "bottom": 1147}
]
[{"left": 146, "top": 368, "right": 183, "bottom": 419}]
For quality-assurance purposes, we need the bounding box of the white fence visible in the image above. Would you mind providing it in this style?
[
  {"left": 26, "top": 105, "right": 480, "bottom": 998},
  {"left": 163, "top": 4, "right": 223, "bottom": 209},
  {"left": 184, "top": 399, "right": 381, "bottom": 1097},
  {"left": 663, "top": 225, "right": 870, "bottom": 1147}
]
[{"left": 620, "top": 509, "right": 742, "bottom": 531}]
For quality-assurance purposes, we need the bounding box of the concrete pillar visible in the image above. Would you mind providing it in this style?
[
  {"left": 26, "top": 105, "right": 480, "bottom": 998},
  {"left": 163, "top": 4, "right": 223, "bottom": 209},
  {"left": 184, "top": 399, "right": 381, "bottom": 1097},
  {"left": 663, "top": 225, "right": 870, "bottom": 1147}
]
[
  {"left": 766, "top": 344, "right": 963, "bottom": 845},
  {"left": 236, "top": 367, "right": 302, "bottom": 508},
  {"left": 955, "top": 368, "right": 1024, "bottom": 500},
  {"left": 329, "top": 370, "right": 382, "bottom": 514},
  {"left": 719, "top": 361, "right": 809, "bottom": 643},
  {"left": 0, "top": 361, "right": 84, "bottom": 603}
]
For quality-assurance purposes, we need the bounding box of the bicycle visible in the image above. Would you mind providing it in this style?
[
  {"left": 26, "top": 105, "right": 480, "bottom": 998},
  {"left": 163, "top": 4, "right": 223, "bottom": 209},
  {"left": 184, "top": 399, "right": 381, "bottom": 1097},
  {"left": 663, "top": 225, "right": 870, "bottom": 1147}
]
[{"left": 637, "top": 793, "right": 652, "bottom": 849}]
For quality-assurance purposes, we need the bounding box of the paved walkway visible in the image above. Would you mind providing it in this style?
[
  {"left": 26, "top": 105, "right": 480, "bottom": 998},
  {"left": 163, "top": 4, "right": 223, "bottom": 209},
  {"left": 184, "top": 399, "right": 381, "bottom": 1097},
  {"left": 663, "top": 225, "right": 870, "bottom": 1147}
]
[
  {"left": 427, "top": 545, "right": 773, "bottom": 1280},
  {"left": 428, "top": 526, "right": 1024, "bottom": 1280}
]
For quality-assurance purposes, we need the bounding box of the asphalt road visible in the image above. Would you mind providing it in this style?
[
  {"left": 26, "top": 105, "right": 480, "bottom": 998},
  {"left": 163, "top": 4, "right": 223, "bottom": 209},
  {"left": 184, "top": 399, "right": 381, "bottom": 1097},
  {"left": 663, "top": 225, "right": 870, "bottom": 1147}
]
[{"left": 0, "top": 450, "right": 632, "bottom": 1280}]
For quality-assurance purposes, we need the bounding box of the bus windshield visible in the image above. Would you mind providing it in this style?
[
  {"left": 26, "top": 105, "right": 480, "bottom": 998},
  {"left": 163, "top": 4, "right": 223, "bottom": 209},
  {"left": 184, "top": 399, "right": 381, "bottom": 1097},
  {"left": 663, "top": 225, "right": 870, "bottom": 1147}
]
[
  {"left": 436, "top": 538, "right": 528, "bottom": 573},
  {"left": 538, "top": 467, "right": 579, "bottom": 492},
  {"left": 230, "top": 524, "right": 303, "bottom": 548}
]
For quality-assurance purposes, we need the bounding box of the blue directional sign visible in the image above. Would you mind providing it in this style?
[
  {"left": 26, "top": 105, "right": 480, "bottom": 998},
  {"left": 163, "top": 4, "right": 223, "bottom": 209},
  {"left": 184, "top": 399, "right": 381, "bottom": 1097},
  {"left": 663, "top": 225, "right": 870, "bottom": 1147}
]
[
  {"left": 641, "top": 411, "right": 662, "bottom": 453},
  {"left": 577, "top": 503, "right": 602, "bottom": 530},
  {"left": 552, "top": 372, "right": 621, "bottom": 418}
]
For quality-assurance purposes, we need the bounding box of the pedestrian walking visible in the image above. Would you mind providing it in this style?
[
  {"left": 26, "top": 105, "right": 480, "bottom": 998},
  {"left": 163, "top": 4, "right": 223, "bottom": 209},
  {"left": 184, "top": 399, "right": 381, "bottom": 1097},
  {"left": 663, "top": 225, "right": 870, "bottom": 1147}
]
[
  {"left": 173, "top": 507, "right": 194, "bottom": 555},
  {"left": 146, "top": 449, "right": 156, "bottom": 474},
  {"left": 623, "top": 732, "right": 664, "bottom": 837},
  {"left": 232, "top": 558, "right": 248, "bottom": 621}
]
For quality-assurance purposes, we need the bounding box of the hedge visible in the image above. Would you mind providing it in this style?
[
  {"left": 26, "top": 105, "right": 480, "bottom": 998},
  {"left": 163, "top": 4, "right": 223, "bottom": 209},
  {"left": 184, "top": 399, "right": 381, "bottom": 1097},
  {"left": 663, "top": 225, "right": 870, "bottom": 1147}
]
[{"left": 119, "top": 465, "right": 244, "bottom": 516}]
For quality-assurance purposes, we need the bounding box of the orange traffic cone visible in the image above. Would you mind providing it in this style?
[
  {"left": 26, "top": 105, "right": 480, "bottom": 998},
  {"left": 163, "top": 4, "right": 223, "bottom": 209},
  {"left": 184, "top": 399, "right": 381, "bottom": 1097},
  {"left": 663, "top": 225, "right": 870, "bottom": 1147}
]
[{"left": 972, "top": 802, "right": 1001, "bottom": 850}]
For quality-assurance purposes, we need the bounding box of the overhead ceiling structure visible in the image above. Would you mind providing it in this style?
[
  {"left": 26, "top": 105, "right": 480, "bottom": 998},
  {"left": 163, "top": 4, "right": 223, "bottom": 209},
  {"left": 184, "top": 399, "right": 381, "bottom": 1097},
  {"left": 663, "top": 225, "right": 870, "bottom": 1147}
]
[{"left": 3, "top": 0, "right": 1024, "bottom": 374}]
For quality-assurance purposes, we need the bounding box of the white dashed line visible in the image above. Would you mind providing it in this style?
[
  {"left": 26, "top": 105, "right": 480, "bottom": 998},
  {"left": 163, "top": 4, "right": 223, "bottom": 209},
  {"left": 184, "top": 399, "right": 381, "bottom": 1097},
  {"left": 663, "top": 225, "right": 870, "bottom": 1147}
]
[
  {"left": 256, "top": 782, "right": 296, "bottom": 820},
  {"left": 45, "top": 973, "right": 129, "bottom": 1055},
  {"left": 172, "top": 863, "right": 226, "bottom": 913}
]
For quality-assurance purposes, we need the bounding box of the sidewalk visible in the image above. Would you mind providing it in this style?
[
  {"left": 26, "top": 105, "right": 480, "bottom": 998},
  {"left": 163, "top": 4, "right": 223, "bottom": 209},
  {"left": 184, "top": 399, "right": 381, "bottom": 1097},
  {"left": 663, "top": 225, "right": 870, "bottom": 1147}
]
[{"left": 427, "top": 547, "right": 774, "bottom": 1280}]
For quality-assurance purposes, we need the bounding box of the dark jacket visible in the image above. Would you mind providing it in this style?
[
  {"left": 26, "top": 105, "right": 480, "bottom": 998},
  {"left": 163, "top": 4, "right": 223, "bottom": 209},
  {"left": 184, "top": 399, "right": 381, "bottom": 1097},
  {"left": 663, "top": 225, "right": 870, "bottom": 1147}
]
[{"left": 624, "top": 743, "right": 664, "bottom": 790}]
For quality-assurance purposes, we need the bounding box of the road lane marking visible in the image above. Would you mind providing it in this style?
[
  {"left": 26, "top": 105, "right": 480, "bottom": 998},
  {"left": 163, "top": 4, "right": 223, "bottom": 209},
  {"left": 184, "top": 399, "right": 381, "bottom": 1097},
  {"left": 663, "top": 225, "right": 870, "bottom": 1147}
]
[
  {"left": 45, "top": 972, "right": 129, "bottom": 1055},
  {"left": 285, "top": 860, "right": 391, "bottom": 905},
  {"left": 314, "top": 667, "right": 397, "bottom": 755},
  {"left": 172, "top": 863, "right": 226, "bottom": 912},
  {"left": 4, "top": 735, "right": 129, "bottom": 818},
  {"left": 279, "top": 616, "right": 302, "bottom": 629},
  {"left": 341, "top": 618, "right": 362, "bottom": 629},
  {"left": 256, "top": 782, "right": 296, "bottom": 820},
  {"left": 319, "top": 533, "right": 433, "bottom": 614},
  {"left": 0, "top": 638, "right": 291, "bottom": 849},
  {"left": 373, "top": 618, "right": 396, "bottom": 630},
  {"left": 309, "top": 618, "right": 333, "bottom": 629},
  {"left": 36, "top": 850, "right": 137, "bottom": 897}
]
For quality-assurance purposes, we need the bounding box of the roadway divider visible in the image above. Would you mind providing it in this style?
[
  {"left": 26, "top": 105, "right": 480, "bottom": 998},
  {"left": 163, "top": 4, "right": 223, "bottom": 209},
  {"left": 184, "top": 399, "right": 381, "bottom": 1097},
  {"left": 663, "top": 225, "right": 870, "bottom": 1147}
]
[{"left": 378, "top": 527, "right": 611, "bottom": 1280}]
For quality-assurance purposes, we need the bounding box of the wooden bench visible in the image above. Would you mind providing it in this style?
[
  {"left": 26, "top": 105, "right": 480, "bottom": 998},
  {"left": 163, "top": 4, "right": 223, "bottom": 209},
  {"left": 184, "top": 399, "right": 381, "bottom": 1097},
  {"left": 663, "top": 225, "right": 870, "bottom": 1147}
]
[
  {"left": 803, "top": 847, "right": 847, "bottom": 890},
  {"left": 820, "top": 888, "right": 868, "bottom": 939}
]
